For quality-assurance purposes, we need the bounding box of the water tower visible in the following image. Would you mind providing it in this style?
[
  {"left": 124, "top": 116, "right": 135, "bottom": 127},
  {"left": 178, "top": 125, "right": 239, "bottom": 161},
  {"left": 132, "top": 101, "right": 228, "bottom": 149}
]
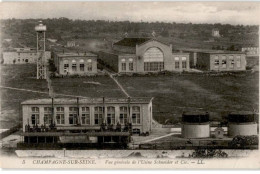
[{"left": 35, "top": 21, "right": 47, "bottom": 79}]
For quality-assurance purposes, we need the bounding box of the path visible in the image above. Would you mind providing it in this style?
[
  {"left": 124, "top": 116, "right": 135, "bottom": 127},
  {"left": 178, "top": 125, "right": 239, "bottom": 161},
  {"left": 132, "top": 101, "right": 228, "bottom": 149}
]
[
  {"left": 0, "top": 86, "right": 90, "bottom": 99},
  {"left": 104, "top": 70, "right": 130, "bottom": 98}
]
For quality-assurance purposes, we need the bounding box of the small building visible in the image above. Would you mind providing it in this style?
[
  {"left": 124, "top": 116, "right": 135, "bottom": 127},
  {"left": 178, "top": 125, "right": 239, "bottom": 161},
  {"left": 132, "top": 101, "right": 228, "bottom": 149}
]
[
  {"left": 241, "top": 46, "right": 259, "bottom": 57},
  {"left": 53, "top": 52, "right": 98, "bottom": 75},
  {"left": 99, "top": 38, "right": 190, "bottom": 73},
  {"left": 213, "top": 127, "right": 225, "bottom": 139},
  {"left": 228, "top": 111, "right": 258, "bottom": 137},
  {"left": 181, "top": 111, "right": 210, "bottom": 138},
  {"left": 180, "top": 49, "right": 246, "bottom": 71},
  {"left": 212, "top": 28, "right": 220, "bottom": 37},
  {"left": 21, "top": 97, "right": 153, "bottom": 135},
  {"left": 66, "top": 41, "right": 76, "bottom": 47},
  {"left": 2, "top": 48, "right": 51, "bottom": 65}
]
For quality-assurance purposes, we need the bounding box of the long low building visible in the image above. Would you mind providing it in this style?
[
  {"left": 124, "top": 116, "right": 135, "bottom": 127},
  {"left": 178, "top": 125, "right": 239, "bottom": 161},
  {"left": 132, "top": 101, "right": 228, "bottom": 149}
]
[
  {"left": 53, "top": 52, "right": 98, "bottom": 75},
  {"left": 2, "top": 48, "right": 51, "bottom": 64},
  {"left": 180, "top": 48, "right": 246, "bottom": 71},
  {"left": 21, "top": 97, "right": 153, "bottom": 135},
  {"left": 99, "top": 38, "right": 190, "bottom": 73}
]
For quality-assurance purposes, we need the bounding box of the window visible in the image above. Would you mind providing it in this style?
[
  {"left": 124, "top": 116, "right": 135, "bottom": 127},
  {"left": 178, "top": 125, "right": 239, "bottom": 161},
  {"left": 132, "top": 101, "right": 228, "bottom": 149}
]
[
  {"left": 175, "top": 57, "right": 180, "bottom": 69},
  {"left": 120, "top": 106, "right": 128, "bottom": 124},
  {"left": 182, "top": 57, "right": 187, "bottom": 69},
  {"left": 31, "top": 107, "right": 39, "bottom": 125},
  {"left": 87, "top": 59, "right": 92, "bottom": 71},
  {"left": 44, "top": 107, "right": 52, "bottom": 125},
  {"left": 69, "top": 107, "right": 78, "bottom": 125},
  {"left": 229, "top": 56, "right": 234, "bottom": 68},
  {"left": 107, "top": 106, "right": 115, "bottom": 125},
  {"left": 121, "top": 59, "right": 126, "bottom": 71},
  {"left": 56, "top": 107, "right": 65, "bottom": 125},
  {"left": 132, "top": 106, "right": 140, "bottom": 124},
  {"left": 214, "top": 56, "right": 219, "bottom": 69},
  {"left": 144, "top": 62, "right": 164, "bottom": 71},
  {"left": 236, "top": 56, "right": 241, "bottom": 68},
  {"left": 94, "top": 106, "right": 103, "bottom": 125},
  {"left": 81, "top": 107, "right": 90, "bottom": 125},
  {"left": 222, "top": 56, "right": 227, "bottom": 68},
  {"left": 72, "top": 60, "right": 77, "bottom": 71},
  {"left": 129, "top": 58, "right": 133, "bottom": 71},
  {"left": 80, "top": 59, "right": 84, "bottom": 71},
  {"left": 64, "top": 60, "right": 69, "bottom": 73}
]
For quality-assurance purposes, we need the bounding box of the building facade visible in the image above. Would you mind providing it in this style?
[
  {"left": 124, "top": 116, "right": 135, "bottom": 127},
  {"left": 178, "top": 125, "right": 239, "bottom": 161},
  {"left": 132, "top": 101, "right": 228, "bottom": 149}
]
[
  {"left": 2, "top": 48, "right": 51, "bottom": 65},
  {"left": 21, "top": 97, "right": 153, "bottom": 134},
  {"left": 53, "top": 52, "right": 98, "bottom": 75},
  {"left": 212, "top": 28, "right": 220, "bottom": 37},
  {"left": 180, "top": 49, "right": 246, "bottom": 71},
  {"left": 99, "top": 38, "right": 190, "bottom": 73},
  {"left": 241, "top": 46, "right": 259, "bottom": 57}
]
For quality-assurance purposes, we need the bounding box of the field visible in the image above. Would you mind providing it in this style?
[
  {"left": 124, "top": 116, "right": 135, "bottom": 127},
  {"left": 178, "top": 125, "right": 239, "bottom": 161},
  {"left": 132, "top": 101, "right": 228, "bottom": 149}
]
[
  {"left": 1, "top": 65, "right": 49, "bottom": 129},
  {"left": 51, "top": 76, "right": 125, "bottom": 98},
  {"left": 117, "top": 72, "right": 259, "bottom": 123}
]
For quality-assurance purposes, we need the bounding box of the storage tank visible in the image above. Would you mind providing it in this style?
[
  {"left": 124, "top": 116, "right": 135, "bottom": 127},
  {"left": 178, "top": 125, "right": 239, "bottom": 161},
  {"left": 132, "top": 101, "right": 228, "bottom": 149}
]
[
  {"left": 181, "top": 111, "right": 210, "bottom": 138},
  {"left": 228, "top": 111, "right": 257, "bottom": 137}
]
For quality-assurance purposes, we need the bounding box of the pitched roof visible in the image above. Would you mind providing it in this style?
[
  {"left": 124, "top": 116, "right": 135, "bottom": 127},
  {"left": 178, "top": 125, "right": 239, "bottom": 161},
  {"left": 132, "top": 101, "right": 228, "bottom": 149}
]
[{"left": 114, "top": 38, "right": 152, "bottom": 47}]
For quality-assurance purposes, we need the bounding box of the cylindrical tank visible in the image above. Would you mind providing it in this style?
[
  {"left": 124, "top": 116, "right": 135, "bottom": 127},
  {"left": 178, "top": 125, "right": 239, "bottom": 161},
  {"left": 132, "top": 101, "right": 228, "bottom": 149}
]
[
  {"left": 181, "top": 112, "right": 210, "bottom": 138},
  {"left": 35, "top": 21, "right": 47, "bottom": 32},
  {"left": 228, "top": 111, "right": 257, "bottom": 137}
]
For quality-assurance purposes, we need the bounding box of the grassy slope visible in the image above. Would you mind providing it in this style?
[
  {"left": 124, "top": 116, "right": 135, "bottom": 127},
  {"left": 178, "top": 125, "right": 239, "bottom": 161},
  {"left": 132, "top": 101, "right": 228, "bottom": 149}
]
[
  {"left": 117, "top": 73, "right": 259, "bottom": 123},
  {"left": 51, "top": 76, "right": 125, "bottom": 98},
  {"left": 1, "top": 64, "right": 49, "bottom": 129}
]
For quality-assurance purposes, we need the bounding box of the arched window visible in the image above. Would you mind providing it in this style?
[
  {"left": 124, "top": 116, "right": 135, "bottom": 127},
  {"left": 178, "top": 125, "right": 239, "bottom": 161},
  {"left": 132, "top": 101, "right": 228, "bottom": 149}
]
[
  {"left": 69, "top": 107, "right": 78, "bottom": 125},
  {"left": 143, "top": 47, "right": 164, "bottom": 71},
  {"left": 94, "top": 106, "right": 103, "bottom": 125},
  {"left": 72, "top": 59, "right": 77, "bottom": 71},
  {"left": 120, "top": 106, "right": 128, "bottom": 124},
  {"left": 182, "top": 57, "right": 187, "bottom": 69},
  {"left": 81, "top": 107, "right": 90, "bottom": 125},
  {"left": 129, "top": 58, "right": 133, "bottom": 71},
  {"left": 80, "top": 59, "right": 85, "bottom": 71},
  {"left": 175, "top": 57, "right": 180, "bottom": 69},
  {"left": 31, "top": 107, "right": 39, "bottom": 125},
  {"left": 56, "top": 107, "right": 65, "bottom": 124},
  {"left": 107, "top": 106, "right": 115, "bottom": 124},
  {"left": 132, "top": 106, "right": 140, "bottom": 124},
  {"left": 44, "top": 107, "right": 52, "bottom": 125},
  {"left": 121, "top": 59, "right": 126, "bottom": 71},
  {"left": 87, "top": 59, "right": 92, "bottom": 71},
  {"left": 64, "top": 60, "right": 69, "bottom": 73}
]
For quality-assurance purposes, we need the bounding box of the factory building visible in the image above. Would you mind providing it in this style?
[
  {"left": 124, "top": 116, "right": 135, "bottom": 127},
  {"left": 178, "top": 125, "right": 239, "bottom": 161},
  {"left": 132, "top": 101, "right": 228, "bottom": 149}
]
[
  {"left": 180, "top": 49, "right": 246, "bottom": 71},
  {"left": 241, "top": 46, "right": 259, "bottom": 57},
  {"left": 228, "top": 111, "right": 258, "bottom": 137},
  {"left": 53, "top": 52, "right": 98, "bottom": 75},
  {"left": 2, "top": 48, "right": 51, "bottom": 64},
  {"left": 98, "top": 38, "right": 190, "bottom": 73},
  {"left": 212, "top": 28, "right": 220, "bottom": 37},
  {"left": 21, "top": 97, "right": 153, "bottom": 136},
  {"left": 181, "top": 112, "right": 210, "bottom": 138}
]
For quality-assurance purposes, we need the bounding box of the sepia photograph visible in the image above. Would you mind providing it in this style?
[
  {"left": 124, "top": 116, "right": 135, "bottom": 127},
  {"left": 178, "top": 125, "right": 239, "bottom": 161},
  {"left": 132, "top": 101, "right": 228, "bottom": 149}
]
[{"left": 0, "top": 1, "right": 259, "bottom": 169}]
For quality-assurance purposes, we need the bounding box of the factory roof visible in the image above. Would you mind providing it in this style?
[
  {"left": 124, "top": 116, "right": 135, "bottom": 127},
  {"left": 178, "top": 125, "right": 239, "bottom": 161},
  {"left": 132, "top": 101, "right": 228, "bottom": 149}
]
[
  {"left": 56, "top": 52, "right": 97, "bottom": 58},
  {"left": 99, "top": 50, "right": 135, "bottom": 56},
  {"left": 21, "top": 97, "right": 153, "bottom": 105},
  {"left": 179, "top": 48, "right": 244, "bottom": 54},
  {"left": 114, "top": 38, "right": 151, "bottom": 47}
]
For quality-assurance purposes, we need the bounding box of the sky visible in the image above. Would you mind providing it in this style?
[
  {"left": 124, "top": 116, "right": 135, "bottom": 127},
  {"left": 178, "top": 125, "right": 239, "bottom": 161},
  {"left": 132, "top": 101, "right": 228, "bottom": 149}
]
[{"left": 0, "top": 1, "right": 259, "bottom": 25}]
